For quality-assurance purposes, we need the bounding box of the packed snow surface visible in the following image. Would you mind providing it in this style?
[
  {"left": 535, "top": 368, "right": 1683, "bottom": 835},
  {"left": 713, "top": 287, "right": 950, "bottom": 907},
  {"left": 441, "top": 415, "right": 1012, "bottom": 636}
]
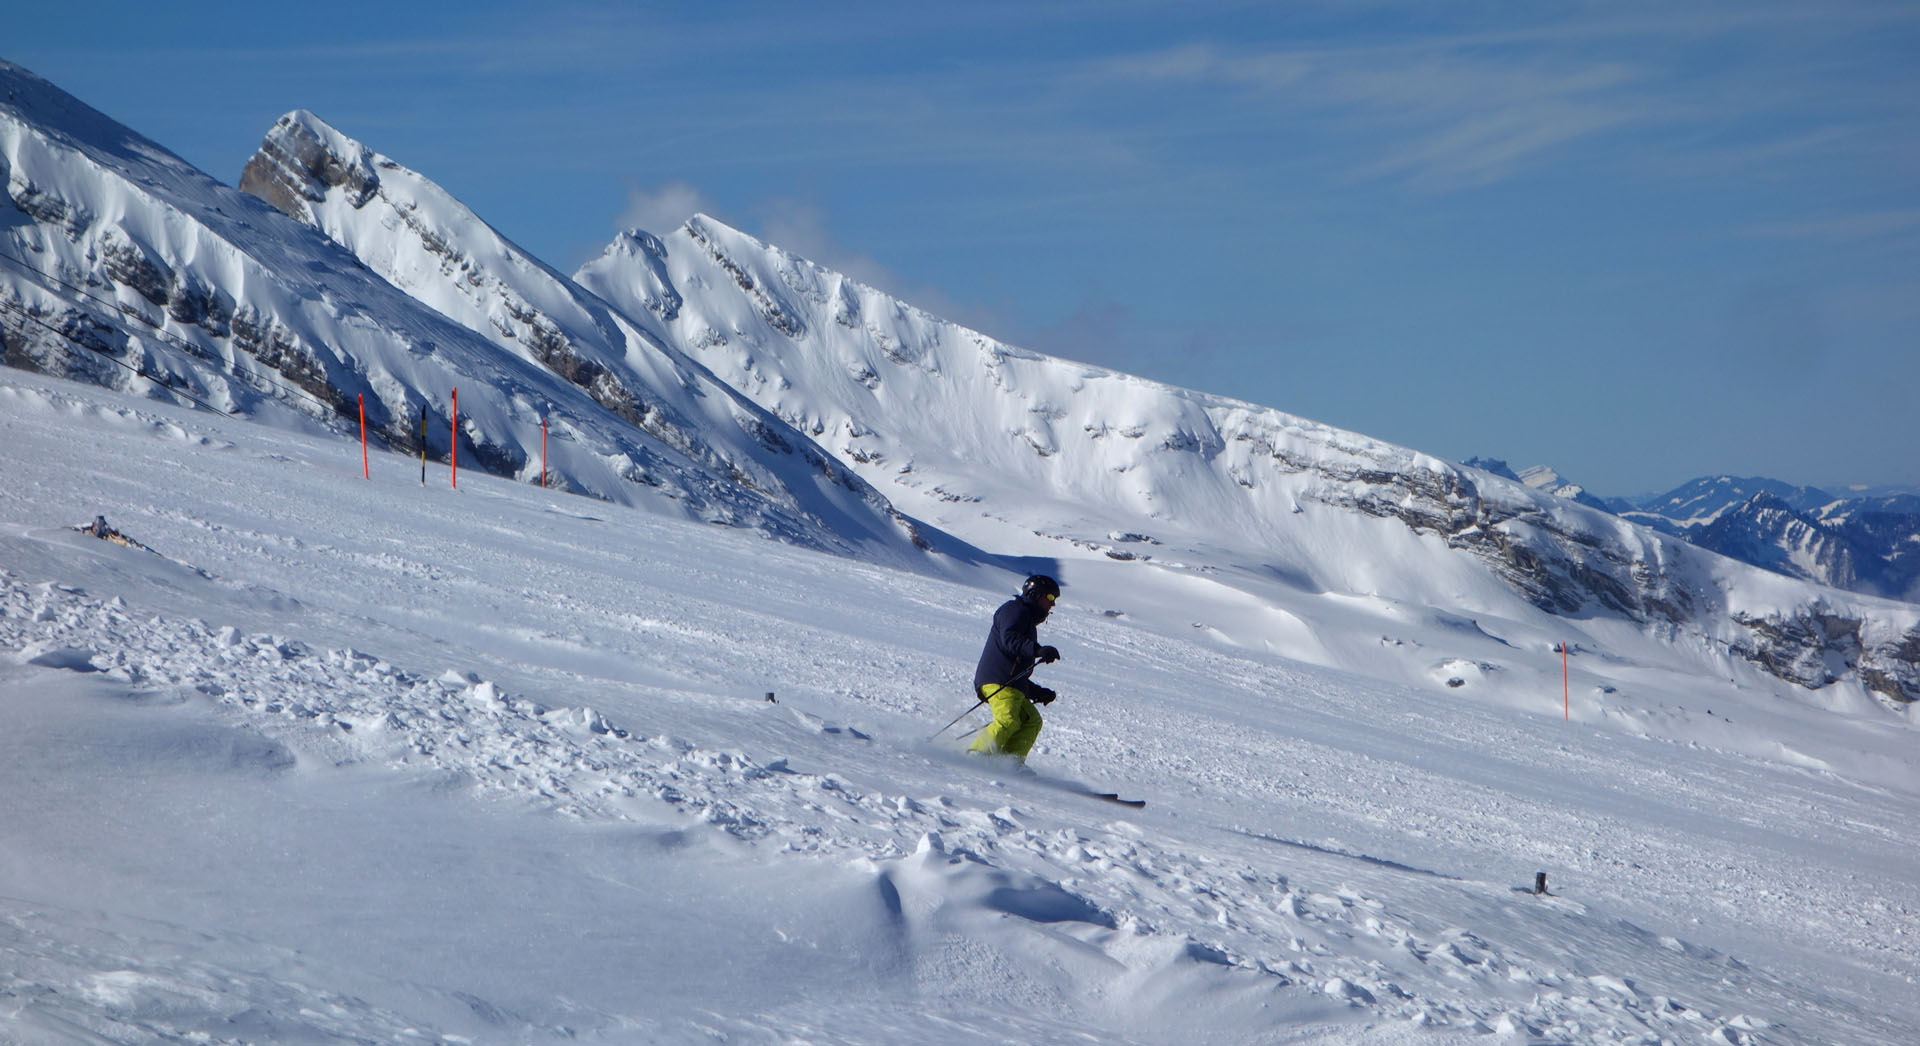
[{"left": 3, "top": 369, "right": 1919, "bottom": 1044}]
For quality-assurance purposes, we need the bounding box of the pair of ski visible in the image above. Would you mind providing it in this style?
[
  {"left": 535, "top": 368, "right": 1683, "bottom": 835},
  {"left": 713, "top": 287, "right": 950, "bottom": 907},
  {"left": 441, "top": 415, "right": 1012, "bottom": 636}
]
[
  {"left": 1073, "top": 787, "right": 1146, "bottom": 808},
  {"left": 997, "top": 769, "right": 1145, "bottom": 808},
  {"left": 932, "top": 669, "right": 1143, "bottom": 808}
]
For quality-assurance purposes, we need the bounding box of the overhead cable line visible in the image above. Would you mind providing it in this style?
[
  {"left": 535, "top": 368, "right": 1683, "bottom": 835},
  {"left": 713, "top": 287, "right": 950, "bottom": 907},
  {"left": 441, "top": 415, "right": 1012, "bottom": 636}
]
[
  {"left": 0, "top": 245, "right": 344, "bottom": 417},
  {"left": 0, "top": 294, "right": 235, "bottom": 417}
]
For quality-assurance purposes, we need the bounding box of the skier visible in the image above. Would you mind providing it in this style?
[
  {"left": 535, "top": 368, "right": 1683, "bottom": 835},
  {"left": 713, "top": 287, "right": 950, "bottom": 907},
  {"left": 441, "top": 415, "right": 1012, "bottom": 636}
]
[{"left": 968, "top": 574, "right": 1062, "bottom": 768}]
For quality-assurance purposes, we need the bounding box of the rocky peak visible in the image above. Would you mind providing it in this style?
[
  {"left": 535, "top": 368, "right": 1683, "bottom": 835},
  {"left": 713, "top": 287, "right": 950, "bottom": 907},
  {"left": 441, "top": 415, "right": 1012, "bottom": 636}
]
[
  {"left": 238, "top": 111, "right": 380, "bottom": 221},
  {"left": 583, "top": 230, "right": 682, "bottom": 322},
  {"left": 1462, "top": 457, "right": 1523, "bottom": 482},
  {"left": 1516, "top": 464, "right": 1613, "bottom": 512}
]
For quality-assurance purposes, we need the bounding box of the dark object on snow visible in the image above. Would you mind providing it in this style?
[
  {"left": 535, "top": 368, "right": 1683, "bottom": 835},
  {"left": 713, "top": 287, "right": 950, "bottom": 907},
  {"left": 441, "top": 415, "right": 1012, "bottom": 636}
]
[
  {"left": 71, "top": 515, "right": 211, "bottom": 578},
  {"left": 1534, "top": 872, "right": 1550, "bottom": 895},
  {"left": 76, "top": 515, "right": 148, "bottom": 551},
  {"left": 1077, "top": 789, "right": 1145, "bottom": 808}
]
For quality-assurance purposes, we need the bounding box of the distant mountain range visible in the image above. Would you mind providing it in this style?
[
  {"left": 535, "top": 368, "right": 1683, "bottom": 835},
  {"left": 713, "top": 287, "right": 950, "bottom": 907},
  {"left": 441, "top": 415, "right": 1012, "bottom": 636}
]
[
  {"left": 4, "top": 57, "right": 1916, "bottom": 710},
  {"left": 1467, "top": 461, "right": 1920, "bottom": 603}
]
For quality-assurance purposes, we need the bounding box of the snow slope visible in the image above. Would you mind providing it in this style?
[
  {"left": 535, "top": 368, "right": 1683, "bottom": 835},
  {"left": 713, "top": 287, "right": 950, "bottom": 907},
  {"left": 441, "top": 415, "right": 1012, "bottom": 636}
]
[{"left": 4, "top": 368, "right": 1918, "bottom": 1044}]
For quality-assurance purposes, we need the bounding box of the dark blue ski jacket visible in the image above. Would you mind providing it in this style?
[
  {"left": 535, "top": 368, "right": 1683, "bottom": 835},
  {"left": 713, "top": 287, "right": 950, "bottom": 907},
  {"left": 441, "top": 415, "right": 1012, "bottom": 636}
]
[{"left": 974, "top": 594, "right": 1049, "bottom": 692}]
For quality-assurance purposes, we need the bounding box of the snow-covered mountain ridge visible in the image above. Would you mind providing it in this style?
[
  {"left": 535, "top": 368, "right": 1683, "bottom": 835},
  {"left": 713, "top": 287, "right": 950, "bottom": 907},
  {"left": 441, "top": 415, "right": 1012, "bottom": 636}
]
[
  {"left": 576, "top": 218, "right": 1920, "bottom": 707},
  {"left": 0, "top": 60, "right": 941, "bottom": 568}
]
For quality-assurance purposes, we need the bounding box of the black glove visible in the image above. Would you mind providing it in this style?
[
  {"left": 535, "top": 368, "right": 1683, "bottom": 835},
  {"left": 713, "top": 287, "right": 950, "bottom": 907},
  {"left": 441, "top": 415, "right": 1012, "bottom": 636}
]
[
  {"left": 1037, "top": 646, "right": 1060, "bottom": 665},
  {"left": 1031, "top": 686, "right": 1057, "bottom": 705}
]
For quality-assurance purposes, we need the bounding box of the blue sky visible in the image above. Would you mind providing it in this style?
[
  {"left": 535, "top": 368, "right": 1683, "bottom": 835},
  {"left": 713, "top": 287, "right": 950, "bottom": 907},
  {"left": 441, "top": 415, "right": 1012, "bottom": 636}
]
[{"left": 11, "top": 1, "right": 1918, "bottom": 495}]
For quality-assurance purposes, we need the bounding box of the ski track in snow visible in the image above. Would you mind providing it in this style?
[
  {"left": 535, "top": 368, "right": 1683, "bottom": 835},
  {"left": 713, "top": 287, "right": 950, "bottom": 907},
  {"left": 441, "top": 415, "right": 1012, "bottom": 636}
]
[{"left": 3, "top": 372, "right": 1919, "bottom": 1044}]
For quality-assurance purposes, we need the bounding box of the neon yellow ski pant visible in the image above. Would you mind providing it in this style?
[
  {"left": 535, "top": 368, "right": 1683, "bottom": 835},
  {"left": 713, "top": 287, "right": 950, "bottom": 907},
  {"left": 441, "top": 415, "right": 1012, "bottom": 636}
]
[{"left": 968, "top": 683, "right": 1042, "bottom": 760}]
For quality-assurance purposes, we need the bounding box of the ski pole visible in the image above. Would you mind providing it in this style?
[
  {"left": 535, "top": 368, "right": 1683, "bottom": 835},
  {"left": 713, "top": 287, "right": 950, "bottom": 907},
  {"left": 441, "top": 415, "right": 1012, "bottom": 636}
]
[
  {"left": 928, "top": 701, "right": 984, "bottom": 742},
  {"left": 927, "top": 663, "right": 1038, "bottom": 743}
]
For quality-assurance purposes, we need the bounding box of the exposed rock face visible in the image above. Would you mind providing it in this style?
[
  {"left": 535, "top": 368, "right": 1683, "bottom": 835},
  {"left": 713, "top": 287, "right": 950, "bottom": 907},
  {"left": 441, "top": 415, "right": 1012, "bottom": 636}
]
[
  {"left": 1732, "top": 609, "right": 1920, "bottom": 703},
  {"left": 242, "top": 113, "right": 654, "bottom": 430},
  {"left": 1313, "top": 461, "right": 1920, "bottom": 704},
  {"left": 238, "top": 113, "right": 379, "bottom": 219},
  {"left": 1292, "top": 453, "right": 1920, "bottom": 703}
]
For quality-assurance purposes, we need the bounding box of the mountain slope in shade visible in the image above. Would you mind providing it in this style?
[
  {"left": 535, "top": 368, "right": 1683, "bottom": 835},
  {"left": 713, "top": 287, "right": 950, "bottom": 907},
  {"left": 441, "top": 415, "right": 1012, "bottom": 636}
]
[
  {"left": 0, "top": 61, "right": 943, "bottom": 567},
  {"left": 1690, "top": 492, "right": 1865, "bottom": 590},
  {"left": 1686, "top": 493, "right": 1920, "bottom": 603},
  {"left": 576, "top": 217, "right": 1920, "bottom": 708},
  {"left": 1616, "top": 479, "right": 1920, "bottom": 602}
]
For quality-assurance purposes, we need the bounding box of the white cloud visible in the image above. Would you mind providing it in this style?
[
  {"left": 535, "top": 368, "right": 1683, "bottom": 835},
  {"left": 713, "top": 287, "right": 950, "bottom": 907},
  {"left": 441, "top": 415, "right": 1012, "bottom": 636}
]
[
  {"left": 617, "top": 189, "right": 969, "bottom": 323},
  {"left": 756, "top": 198, "right": 895, "bottom": 291},
  {"left": 1085, "top": 39, "right": 1658, "bottom": 189},
  {"left": 746, "top": 196, "right": 1008, "bottom": 336},
  {"left": 617, "top": 181, "right": 714, "bottom": 237}
]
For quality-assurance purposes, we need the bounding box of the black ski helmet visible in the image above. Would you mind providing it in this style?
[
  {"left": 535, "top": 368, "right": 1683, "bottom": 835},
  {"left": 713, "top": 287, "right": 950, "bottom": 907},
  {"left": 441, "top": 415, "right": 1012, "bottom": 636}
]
[{"left": 1021, "top": 574, "right": 1061, "bottom": 603}]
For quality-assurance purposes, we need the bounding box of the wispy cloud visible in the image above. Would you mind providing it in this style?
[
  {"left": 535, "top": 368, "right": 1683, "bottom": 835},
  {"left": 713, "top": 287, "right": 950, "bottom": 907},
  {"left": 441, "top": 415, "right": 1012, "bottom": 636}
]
[
  {"left": 1340, "top": 59, "right": 1650, "bottom": 188},
  {"left": 1086, "top": 40, "right": 1658, "bottom": 189},
  {"left": 755, "top": 197, "right": 903, "bottom": 293},
  {"left": 1745, "top": 208, "right": 1920, "bottom": 243},
  {"left": 1065, "top": 2, "right": 1919, "bottom": 193}
]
